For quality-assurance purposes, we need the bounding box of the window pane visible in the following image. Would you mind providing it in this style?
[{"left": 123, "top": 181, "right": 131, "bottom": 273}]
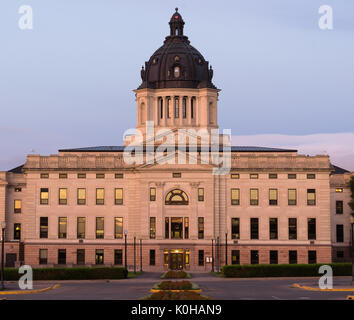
[
  {"left": 308, "top": 218, "right": 316, "bottom": 240},
  {"left": 269, "top": 189, "right": 278, "bottom": 205},
  {"left": 58, "top": 217, "right": 67, "bottom": 239},
  {"left": 289, "top": 218, "right": 297, "bottom": 240},
  {"left": 77, "top": 217, "right": 85, "bottom": 239},
  {"left": 59, "top": 188, "right": 67, "bottom": 205},
  {"left": 77, "top": 188, "right": 86, "bottom": 205},
  {"left": 336, "top": 201, "right": 343, "bottom": 214},
  {"left": 96, "top": 217, "right": 104, "bottom": 239},
  {"left": 150, "top": 217, "right": 156, "bottom": 239},
  {"left": 269, "top": 218, "right": 278, "bottom": 240},
  {"left": 115, "top": 188, "right": 123, "bottom": 205},
  {"left": 40, "top": 217, "right": 48, "bottom": 238},
  {"left": 14, "top": 200, "right": 22, "bottom": 213},
  {"left": 115, "top": 217, "right": 123, "bottom": 239},
  {"left": 250, "top": 189, "right": 258, "bottom": 205},
  {"left": 231, "top": 189, "right": 240, "bottom": 205},
  {"left": 288, "top": 189, "right": 297, "bottom": 205},
  {"left": 198, "top": 217, "right": 204, "bottom": 239},
  {"left": 184, "top": 217, "right": 189, "bottom": 239},
  {"left": 307, "top": 189, "right": 316, "bottom": 205},
  {"left": 250, "top": 218, "right": 259, "bottom": 239},
  {"left": 198, "top": 188, "right": 204, "bottom": 201},
  {"left": 40, "top": 188, "right": 49, "bottom": 205},
  {"left": 150, "top": 188, "right": 156, "bottom": 201},
  {"left": 231, "top": 218, "right": 240, "bottom": 239},
  {"left": 96, "top": 188, "right": 104, "bottom": 205}
]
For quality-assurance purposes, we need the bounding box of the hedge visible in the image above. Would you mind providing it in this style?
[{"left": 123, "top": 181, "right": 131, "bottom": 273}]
[
  {"left": 221, "top": 263, "right": 352, "bottom": 278},
  {"left": 4, "top": 267, "right": 128, "bottom": 281}
]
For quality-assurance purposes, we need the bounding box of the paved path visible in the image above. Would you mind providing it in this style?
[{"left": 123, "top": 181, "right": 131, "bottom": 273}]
[{"left": 1, "top": 273, "right": 352, "bottom": 300}]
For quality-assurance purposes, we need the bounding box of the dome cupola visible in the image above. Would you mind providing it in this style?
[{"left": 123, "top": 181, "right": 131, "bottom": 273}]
[{"left": 138, "top": 8, "right": 216, "bottom": 90}]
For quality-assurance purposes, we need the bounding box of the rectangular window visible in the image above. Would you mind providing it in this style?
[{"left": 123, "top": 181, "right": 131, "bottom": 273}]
[
  {"left": 96, "top": 188, "right": 104, "bottom": 205},
  {"left": 174, "top": 98, "right": 179, "bottom": 118},
  {"left": 250, "top": 218, "right": 259, "bottom": 240},
  {"left": 308, "top": 218, "right": 316, "bottom": 240},
  {"left": 114, "top": 249, "right": 123, "bottom": 265},
  {"left": 288, "top": 174, "right": 297, "bottom": 179},
  {"left": 308, "top": 251, "right": 317, "bottom": 264},
  {"left": 39, "top": 249, "right": 48, "bottom": 265},
  {"left": 250, "top": 189, "right": 259, "bottom": 205},
  {"left": 269, "top": 218, "right": 278, "bottom": 240},
  {"left": 165, "top": 217, "right": 169, "bottom": 239},
  {"left": 269, "top": 189, "right": 278, "bottom": 205},
  {"left": 270, "top": 251, "right": 278, "bottom": 264},
  {"left": 336, "top": 201, "right": 343, "bottom": 214},
  {"left": 231, "top": 250, "right": 240, "bottom": 265},
  {"left": 15, "top": 187, "right": 22, "bottom": 192},
  {"left": 77, "top": 188, "right": 86, "bottom": 205},
  {"left": 40, "top": 188, "right": 49, "bottom": 205},
  {"left": 96, "top": 173, "right": 105, "bottom": 179},
  {"left": 251, "top": 250, "right": 259, "bottom": 264},
  {"left": 40, "top": 217, "right": 48, "bottom": 238},
  {"left": 250, "top": 173, "right": 258, "bottom": 179},
  {"left": 231, "top": 218, "right": 240, "bottom": 239},
  {"left": 14, "top": 223, "right": 21, "bottom": 240},
  {"left": 95, "top": 249, "right": 104, "bottom": 265},
  {"left": 307, "top": 174, "right": 316, "bottom": 179},
  {"left": 289, "top": 250, "right": 297, "bottom": 264},
  {"left": 59, "top": 188, "right": 67, "bottom": 205},
  {"left": 58, "top": 249, "right": 66, "bottom": 265},
  {"left": 307, "top": 189, "right": 316, "bottom": 206},
  {"left": 40, "top": 173, "right": 49, "bottom": 179},
  {"left": 96, "top": 217, "right": 104, "bottom": 239},
  {"left": 114, "top": 217, "right": 123, "bottom": 239},
  {"left": 288, "top": 189, "right": 297, "bottom": 206},
  {"left": 171, "top": 217, "right": 183, "bottom": 239},
  {"left": 150, "top": 188, "right": 156, "bottom": 201},
  {"left": 58, "top": 217, "right": 67, "bottom": 239},
  {"left": 150, "top": 217, "right": 156, "bottom": 239},
  {"left": 198, "top": 217, "right": 204, "bottom": 239},
  {"left": 182, "top": 97, "right": 187, "bottom": 118},
  {"left": 14, "top": 200, "right": 22, "bottom": 213},
  {"left": 172, "top": 172, "right": 181, "bottom": 178},
  {"left": 231, "top": 173, "right": 240, "bottom": 179},
  {"left": 184, "top": 217, "right": 189, "bottom": 239},
  {"left": 77, "top": 249, "right": 85, "bottom": 265},
  {"left": 115, "top": 188, "right": 123, "bottom": 205},
  {"left": 77, "top": 173, "right": 86, "bottom": 179},
  {"left": 59, "top": 173, "right": 67, "bottom": 179},
  {"left": 231, "top": 188, "right": 240, "bottom": 205},
  {"left": 198, "top": 250, "right": 204, "bottom": 266},
  {"left": 77, "top": 217, "right": 85, "bottom": 239},
  {"left": 336, "top": 224, "right": 344, "bottom": 242},
  {"left": 289, "top": 218, "right": 297, "bottom": 240},
  {"left": 115, "top": 173, "right": 124, "bottom": 179},
  {"left": 198, "top": 188, "right": 204, "bottom": 201},
  {"left": 336, "top": 251, "right": 344, "bottom": 259},
  {"left": 269, "top": 173, "right": 278, "bottom": 179},
  {"left": 335, "top": 188, "right": 343, "bottom": 193},
  {"left": 150, "top": 250, "right": 156, "bottom": 266}
]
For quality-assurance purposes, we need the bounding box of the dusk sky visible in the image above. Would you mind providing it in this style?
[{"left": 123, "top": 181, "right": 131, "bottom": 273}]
[{"left": 0, "top": 0, "right": 353, "bottom": 170}]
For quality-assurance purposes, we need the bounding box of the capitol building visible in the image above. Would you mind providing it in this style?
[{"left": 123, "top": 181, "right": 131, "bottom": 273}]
[{"left": 0, "top": 9, "right": 352, "bottom": 271}]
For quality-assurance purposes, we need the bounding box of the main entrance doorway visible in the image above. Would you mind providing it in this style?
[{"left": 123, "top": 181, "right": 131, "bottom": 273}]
[{"left": 164, "top": 249, "right": 190, "bottom": 270}]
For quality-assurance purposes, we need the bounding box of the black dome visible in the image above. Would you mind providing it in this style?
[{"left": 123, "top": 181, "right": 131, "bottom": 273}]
[{"left": 138, "top": 8, "right": 216, "bottom": 90}]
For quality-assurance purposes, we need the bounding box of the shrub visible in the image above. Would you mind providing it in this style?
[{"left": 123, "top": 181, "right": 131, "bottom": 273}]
[
  {"left": 221, "top": 263, "right": 352, "bottom": 278},
  {"left": 161, "top": 270, "right": 190, "bottom": 279},
  {"left": 145, "top": 291, "right": 210, "bottom": 300},
  {"left": 4, "top": 267, "right": 128, "bottom": 281},
  {"left": 158, "top": 280, "right": 193, "bottom": 290}
]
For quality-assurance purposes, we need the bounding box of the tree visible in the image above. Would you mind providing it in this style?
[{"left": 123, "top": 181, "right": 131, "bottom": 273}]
[{"left": 349, "top": 176, "right": 354, "bottom": 217}]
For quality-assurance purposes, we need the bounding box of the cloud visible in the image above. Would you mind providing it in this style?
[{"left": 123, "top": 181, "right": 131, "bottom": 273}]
[{"left": 232, "top": 133, "right": 354, "bottom": 171}]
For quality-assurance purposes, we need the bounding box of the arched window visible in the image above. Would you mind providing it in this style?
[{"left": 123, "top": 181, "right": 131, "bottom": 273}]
[{"left": 165, "top": 189, "right": 189, "bottom": 205}]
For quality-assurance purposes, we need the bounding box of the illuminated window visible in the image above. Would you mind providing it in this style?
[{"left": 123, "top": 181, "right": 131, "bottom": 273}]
[
  {"left": 150, "top": 188, "right": 156, "bottom": 201},
  {"left": 58, "top": 217, "right": 67, "bottom": 239},
  {"left": 14, "top": 223, "right": 21, "bottom": 240},
  {"left": 96, "top": 217, "right": 104, "bottom": 239},
  {"left": 150, "top": 217, "right": 156, "bottom": 239},
  {"left": 184, "top": 217, "right": 189, "bottom": 239},
  {"left": 335, "top": 188, "right": 343, "bottom": 193},
  {"left": 40, "top": 217, "right": 48, "bottom": 238},
  {"left": 232, "top": 250, "right": 240, "bottom": 265},
  {"left": 250, "top": 189, "right": 259, "bottom": 205},
  {"left": 96, "top": 188, "right": 104, "bottom": 205},
  {"left": 174, "top": 66, "right": 181, "bottom": 78},
  {"left": 114, "top": 217, "right": 123, "bottom": 239},
  {"left": 231, "top": 218, "right": 240, "bottom": 239},
  {"left": 250, "top": 174, "right": 258, "bottom": 179},
  {"left": 115, "top": 188, "right": 123, "bottom": 205},
  {"left": 288, "top": 189, "right": 297, "bottom": 205},
  {"left": 59, "top": 188, "right": 67, "bottom": 205},
  {"left": 307, "top": 189, "right": 316, "bottom": 206},
  {"left": 14, "top": 200, "right": 22, "bottom": 213},
  {"left": 198, "top": 188, "right": 204, "bottom": 201},
  {"left": 231, "top": 188, "right": 240, "bottom": 205},
  {"left": 198, "top": 217, "right": 204, "bottom": 239},
  {"left": 165, "top": 189, "right": 188, "bottom": 205},
  {"left": 171, "top": 217, "right": 183, "bottom": 239},
  {"left": 231, "top": 173, "right": 240, "bottom": 179},
  {"left": 269, "top": 189, "right": 278, "bottom": 206},
  {"left": 15, "top": 187, "right": 22, "bottom": 192},
  {"left": 77, "top": 217, "right": 85, "bottom": 239},
  {"left": 77, "top": 188, "right": 86, "bottom": 205},
  {"left": 95, "top": 249, "right": 104, "bottom": 265},
  {"left": 40, "top": 188, "right": 49, "bottom": 205}
]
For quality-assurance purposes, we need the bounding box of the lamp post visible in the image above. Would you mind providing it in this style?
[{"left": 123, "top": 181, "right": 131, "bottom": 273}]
[
  {"left": 351, "top": 219, "right": 354, "bottom": 286},
  {"left": 1, "top": 221, "right": 6, "bottom": 291},
  {"left": 140, "top": 239, "right": 143, "bottom": 273},
  {"left": 124, "top": 230, "right": 128, "bottom": 271},
  {"left": 225, "top": 232, "right": 228, "bottom": 266},
  {"left": 133, "top": 236, "right": 136, "bottom": 274},
  {"left": 211, "top": 239, "right": 214, "bottom": 273},
  {"left": 216, "top": 236, "right": 220, "bottom": 273}
]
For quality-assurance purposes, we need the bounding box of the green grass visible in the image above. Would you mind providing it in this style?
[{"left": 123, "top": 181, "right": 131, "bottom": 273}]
[{"left": 127, "top": 271, "right": 143, "bottom": 278}]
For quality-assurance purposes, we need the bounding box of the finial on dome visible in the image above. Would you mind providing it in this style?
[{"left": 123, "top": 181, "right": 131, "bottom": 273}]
[{"left": 175, "top": 7, "right": 178, "bottom": 12}]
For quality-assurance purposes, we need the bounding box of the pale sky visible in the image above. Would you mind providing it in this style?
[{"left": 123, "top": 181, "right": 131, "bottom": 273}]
[{"left": 0, "top": 0, "right": 353, "bottom": 171}]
